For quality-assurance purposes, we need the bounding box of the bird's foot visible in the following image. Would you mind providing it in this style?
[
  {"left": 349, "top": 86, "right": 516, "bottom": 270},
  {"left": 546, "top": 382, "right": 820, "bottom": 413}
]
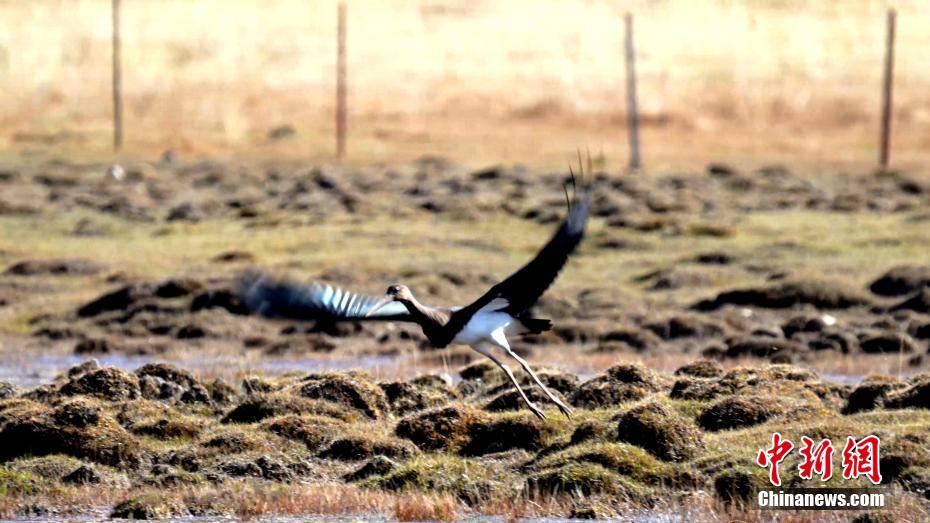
[
  {"left": 528, "top": 403, "right": 547, "bottom": 420},
  {"left": 555, "top": 401, "right": 573, "bottom": 418}
]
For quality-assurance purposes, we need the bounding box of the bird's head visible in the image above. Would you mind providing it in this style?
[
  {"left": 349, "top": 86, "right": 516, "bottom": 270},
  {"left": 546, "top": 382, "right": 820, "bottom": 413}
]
[
  {"left": 385, "top": 284, "right": 414, "bottom": 301},
  {"left": 367, "top": 284, "right": 413, "bottom": 316}
]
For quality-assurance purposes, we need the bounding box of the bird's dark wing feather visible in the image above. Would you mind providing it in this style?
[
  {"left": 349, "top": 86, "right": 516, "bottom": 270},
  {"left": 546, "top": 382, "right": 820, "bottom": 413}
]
[
  {"left": 238, "top": 272, "right": 415, "bottom": 322},
  {"left": 460, "top": 184, "right": 593, "bottom": 317}
]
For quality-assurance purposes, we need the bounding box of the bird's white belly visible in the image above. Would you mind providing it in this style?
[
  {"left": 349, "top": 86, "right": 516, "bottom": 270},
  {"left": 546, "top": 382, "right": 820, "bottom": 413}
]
[{"left": 452, "top": 311, "right": 512, "bottom": 345}]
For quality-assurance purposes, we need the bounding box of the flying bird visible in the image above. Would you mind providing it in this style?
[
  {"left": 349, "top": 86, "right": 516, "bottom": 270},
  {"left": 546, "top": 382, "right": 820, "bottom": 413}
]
[{"left": 240, "top": 173, "right": 593, "bottom": 420}]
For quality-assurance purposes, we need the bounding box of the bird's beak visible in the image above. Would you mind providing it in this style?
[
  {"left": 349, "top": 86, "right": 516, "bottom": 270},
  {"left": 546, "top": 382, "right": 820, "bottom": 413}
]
[{"left": 366, "top": 295, "right": 393, "bottom": 317}]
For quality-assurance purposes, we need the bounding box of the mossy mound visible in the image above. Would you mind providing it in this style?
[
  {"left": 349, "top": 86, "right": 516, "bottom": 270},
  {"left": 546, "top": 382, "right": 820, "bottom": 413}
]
[
  {"left": 695, "top": 280, "right": 872, "bottom": 310},
  {"left": 843, "top": 375, "right": 908, "bottom": 414},
  {"left": 395, "top": 404, "right": 487, "bottom": 451},
  {"left": 532, "top": 440, "right": 697, "bottom": 489},
  {"left": 373, "top": 455, "right": 515, "bottom": 505},
  {"left": 318, "top": 435, "right": 417, "bottom": 461},
  {"left": 672, "top": 365, "right": 831, "bottom": 405},
  {"left": 458, "top": 361, "right": 501, "bottom": 382},
  {"left": 869, "top": 265, "right": 930, "bottom": 296},
  {"left": 59, "top": 367, "right": 140, "bottom": 401},
  {"left": 878, "top": 433, "right": 930, "bottom": 481},
  {"left": 221, "top": 393, "right": 354, "bottom": 423},
  {"left": 615, "top": 402, "right": 705, "bottom": 462},
  {"left": 714, "top": 466, "right": 768, "bottom": 505},
  {"left": 570, "top": 420, "right": 613, "bottom": 445},
  {"left": 483, "top": 387, "right": 565, "bottom": 413},
  {"left": 884, "top": 374, "right": 930, "bottom": 410},
  {"left": 135, "top": 363, "right": 199, "bottom": 389},
  {"left": 570, "top": 364, "right": 661, "bottom": 409},
  {"left": 344, "top": 455, "right": 398, "bottom": 482},
  {"left": 261, "top": 414, "right": 343, "bottom": 451},
  {"left": 0, "top": 398, "right": 143, "bottom": 468},
  {"left": 697, "top": 395, "right": 786, "bottom": 431},
  {"left": 111, "top": 494, "right": 185, "bottom": 519},
  {"left": 131, "top": 416, "right": 205, "bottom": 440},
  {"left": 461, "top": 414, "right": 552, "bottom": 456},
  {"left": 674, "top": 360, "right": 724, "bottom": 378},
  {"left": 379, "top": 381, "right": 450, "bottom": 415},
  {"left": 198, "top": 428, "right": 268, "bottom": 455},
  {"left": 298, "top": 372, "right": 388, "bottom": 419},
  {"left": 526, "top": 462, "right": 653, "bottom": 500}
]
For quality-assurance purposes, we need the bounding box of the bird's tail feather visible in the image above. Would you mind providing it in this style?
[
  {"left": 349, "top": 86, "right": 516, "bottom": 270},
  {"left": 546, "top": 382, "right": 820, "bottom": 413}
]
[{"left": 516, "top": 317, "right": 552, "bottom": 334}]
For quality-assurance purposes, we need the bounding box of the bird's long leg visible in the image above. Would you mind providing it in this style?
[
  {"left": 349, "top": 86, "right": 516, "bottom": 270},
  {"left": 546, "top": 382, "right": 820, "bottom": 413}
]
[
  {"left": 489, "top": 330, "right": 573, "bottom": 418},
  {"left": 472, "top": 343, "right": 546, "bottom": 420},
  {"left": 504, "top": 348, "right": 573, "bottom": 418}
]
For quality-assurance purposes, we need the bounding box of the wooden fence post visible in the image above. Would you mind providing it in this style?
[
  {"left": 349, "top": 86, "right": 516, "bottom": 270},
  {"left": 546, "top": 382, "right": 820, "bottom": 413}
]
[
  {"left": 879, "top": 8, "right": 896, "bottom": 170},
  {"left": 112, "top": 0, "right": 123, "bottom": 151},
  {"left": 336, "top": 2, "right": 347, "bottom": 159},
  {"left": 624, "top": 13, "right": 641, "bottom": 171}
]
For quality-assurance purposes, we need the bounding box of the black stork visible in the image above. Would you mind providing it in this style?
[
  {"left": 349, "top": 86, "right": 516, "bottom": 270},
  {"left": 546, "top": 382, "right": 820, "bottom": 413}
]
[{"left": 240, "top": 176, "right": 593, "bottom": 420}]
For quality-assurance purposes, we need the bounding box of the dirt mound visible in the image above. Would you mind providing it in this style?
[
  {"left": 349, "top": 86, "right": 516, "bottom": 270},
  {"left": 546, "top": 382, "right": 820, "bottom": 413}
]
[
  {"left": 697, "top": 395, "right": 786, "bottom": 431},
  {"left": 570, "top": 364, "right": 661, "bottom": 409},
  {"left": 870, "top": 266, "right": 930, "bottom": 296},
  {"left": 344, "top": 455, "right": 398, "bottom": 481},
  {"left": 843, "top": 375, "right": 909, "bottom": 414},
  {"left": 458, "top": 361, "right": 500, "bottom": 382},
  {"left": 615, "top": 402, "right": 705, "bottom": 462},
  {"left": 4, "top": 258, "right": 103, "bottom": 276},
  {"left": 395, "top": 404, "right": 487, "bottom": 451},
  {"left": 60, "top": 367, "right": 140, "bottom": 401},
  {"left": 645, "top": 315, "right": 727, "bottom": 340},
  {"left": 884, "top": 375, "right": 930, "bottom": 410},
  {"left": 61, "top": 464, "right": 102, "bottom": 485},
  {"left": 674, "top": 360, "right": 723, "bottom": 378},
  {"left": 714, "top": 467, "right": 766, "bottom": 505},
  {"left": 859, "top": 332, "right": 918, "bottom": 353},
  {"left": 461, "top": 415, "right": 549, "bottom": 455},
  {"left": 0, "top": 398, "right": 143, "bottom": 468},
  {"left": 262, "top": 414, "right": 343, "bottom": 451},
  {"left": 598, "top": 327, "right": 661, "bottom": 351},
  {"left": 222, "top": 393, "right": 352, "bottom": 423},
  {"left": 189, "top": 288, "right": 249, "bottom": 315},
  {"left": 379, "top": 381, "right": 450, "bottom": 415},
  {"left": 695, "top": 281, "right": 872, "bottom": 310},
  {"left": 299, "top": 372, "right": 388, "bottom": 419},
  {"left": 890, "top": 288, "right": 930, "bottom": 314},
  {"left": 724, "top": 336, "right": 806, "bottom": 361},
  {"left": 483, "top": 387, "right": 563, "bottom": 413},
  {"left": 77, "top": 284, "right": 151, "bottom": 318},
  {"left": 318, "top": 436, "right": 417, "bottom": 461},
  {"left": 135, "top": 363, "right": 199, "bottom": 389},
  {"left": 526, "top": 463, "right": 650, "bottom": 499}
]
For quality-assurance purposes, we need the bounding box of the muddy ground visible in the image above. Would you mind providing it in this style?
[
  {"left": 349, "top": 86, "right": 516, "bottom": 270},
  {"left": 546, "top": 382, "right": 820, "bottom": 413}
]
[{"left": 0, "top": 156, "right": 929, "bottom": 519}]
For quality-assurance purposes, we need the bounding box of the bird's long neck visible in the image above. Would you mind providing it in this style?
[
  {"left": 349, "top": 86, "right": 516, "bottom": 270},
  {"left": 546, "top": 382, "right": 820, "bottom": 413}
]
[{"left": 398, "top": 295, "right": 446, "bottom": 331}]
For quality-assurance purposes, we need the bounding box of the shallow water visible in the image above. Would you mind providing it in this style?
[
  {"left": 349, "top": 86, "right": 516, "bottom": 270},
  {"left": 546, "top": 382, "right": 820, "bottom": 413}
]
[{"left": 0, "top": 351, "right": 397, "bottom": 388}]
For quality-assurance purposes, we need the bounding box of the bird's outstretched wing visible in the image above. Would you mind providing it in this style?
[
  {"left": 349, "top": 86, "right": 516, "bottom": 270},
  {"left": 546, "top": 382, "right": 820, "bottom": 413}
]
[
  {"left": 238, "top": 272, "right": 415, "bottom": 322},
  {"left": 458, "top": 177, "right": 594, "bottom": 318}
]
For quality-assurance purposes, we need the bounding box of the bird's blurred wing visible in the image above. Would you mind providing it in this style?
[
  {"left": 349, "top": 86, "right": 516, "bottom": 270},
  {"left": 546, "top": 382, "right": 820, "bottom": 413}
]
[{"left": 238, "top": 272, "right": 415, "bottom": 322}]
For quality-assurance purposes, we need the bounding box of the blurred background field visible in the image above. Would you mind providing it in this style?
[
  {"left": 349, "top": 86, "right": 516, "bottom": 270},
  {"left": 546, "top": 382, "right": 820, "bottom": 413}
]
[{"left": 1, "top": 0, "right": 928, "bottom": 170}]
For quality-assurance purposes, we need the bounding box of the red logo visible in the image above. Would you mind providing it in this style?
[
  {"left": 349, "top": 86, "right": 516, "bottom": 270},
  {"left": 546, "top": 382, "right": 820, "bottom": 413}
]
[
  {"left": 756, "top": 432, "right": 794, "bottom": 486},
  {"left": 756, "top": 434, "right": 882, "bottom": 486},
  {"left": 841, "top": 435, "right": 883, "bottom": 485},
  {"left": 798, "top": 436, "right": 834, "bottom": 481}
]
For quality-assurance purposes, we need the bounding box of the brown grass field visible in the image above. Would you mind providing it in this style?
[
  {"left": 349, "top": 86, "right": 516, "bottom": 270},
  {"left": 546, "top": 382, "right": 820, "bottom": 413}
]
[{"left": 2, "top": 0, "right": 930, "bottom": 170}]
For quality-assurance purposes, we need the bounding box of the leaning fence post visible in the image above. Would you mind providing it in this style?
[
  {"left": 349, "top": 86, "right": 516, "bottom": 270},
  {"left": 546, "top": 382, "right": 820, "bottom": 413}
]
[
  {"left": 335, "top": 2, "right": 347, "bottom": 159},
  {"left": 879, "top": 8, "right": 896, "bottom": 170},
  {"left": 624, "top": 13, "right": 641, "bottom": 171},
  {"left": 112, "top": 0, "right": 123, "bottom": 151}
]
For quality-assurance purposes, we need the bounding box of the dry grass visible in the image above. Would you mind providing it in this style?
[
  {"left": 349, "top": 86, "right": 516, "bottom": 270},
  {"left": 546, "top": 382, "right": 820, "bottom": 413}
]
[{"left": 2, "top": 0, "right": 930, "bottom": 170}]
